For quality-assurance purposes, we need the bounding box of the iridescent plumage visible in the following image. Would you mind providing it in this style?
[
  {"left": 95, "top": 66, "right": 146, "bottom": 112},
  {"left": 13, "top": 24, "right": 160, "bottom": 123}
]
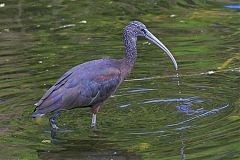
[{"left": 32, "top": 21, "right": 178, "bottom": 129}]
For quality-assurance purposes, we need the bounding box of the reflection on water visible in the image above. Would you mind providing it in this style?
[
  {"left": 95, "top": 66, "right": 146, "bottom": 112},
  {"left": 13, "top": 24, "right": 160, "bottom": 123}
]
[
  {"left": 224, "top": 5, "right": 240, "bottom": 9},
  {"left": 140, "top": 96, "right": 207, "bottom": 114},
  {"left": 167, "top": 104, "right": 230, "bottom": 127},
  {"left": 38, "top": 139, "right": 142, "bottom": 160},
  {"left": 0, "top": 0, "right": 240, "bottom": 160}
]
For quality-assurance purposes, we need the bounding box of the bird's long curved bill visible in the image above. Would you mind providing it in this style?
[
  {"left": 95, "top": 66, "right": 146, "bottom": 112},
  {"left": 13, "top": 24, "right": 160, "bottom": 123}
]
[{"left": 145, "top": 29, "right": 178, "bottom": 70}]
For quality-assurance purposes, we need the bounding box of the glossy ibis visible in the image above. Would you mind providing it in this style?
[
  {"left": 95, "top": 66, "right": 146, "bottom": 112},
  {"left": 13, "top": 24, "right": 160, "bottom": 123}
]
[{"left": 32, "top": 21, "right": 178, "bottom": 129}]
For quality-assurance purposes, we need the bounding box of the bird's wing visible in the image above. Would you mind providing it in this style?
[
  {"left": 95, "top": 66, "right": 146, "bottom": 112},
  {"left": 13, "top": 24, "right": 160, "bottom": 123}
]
[
  {"left": 33, "top": 64, "right": 122, "bottom": 114},
  {"left": 74, "top": 67, "right": 122, "bottom": 107},
  {"left": 35, "top": 66, "right": 78, "bottom": 107}
]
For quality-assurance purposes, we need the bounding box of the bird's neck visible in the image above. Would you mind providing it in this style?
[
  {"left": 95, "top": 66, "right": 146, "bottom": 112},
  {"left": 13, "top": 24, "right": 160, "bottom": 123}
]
[{"left": 122, "top": 29, "right": 137, "bottom": 67}]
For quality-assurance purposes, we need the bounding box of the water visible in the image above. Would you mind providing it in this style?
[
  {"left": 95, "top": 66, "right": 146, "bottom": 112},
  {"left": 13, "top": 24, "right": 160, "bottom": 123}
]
[{"left": 0, "top": 0, "right": 240, "bottom": 159}]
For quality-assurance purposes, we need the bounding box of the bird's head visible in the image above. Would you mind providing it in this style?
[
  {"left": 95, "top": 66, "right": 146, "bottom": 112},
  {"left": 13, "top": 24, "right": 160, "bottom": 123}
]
[
  {"left": 124, "top": 21, "right": 147, "bottom": 37},
  {"left": 124, "top": 21, "right": 178, "bottom": 70}
]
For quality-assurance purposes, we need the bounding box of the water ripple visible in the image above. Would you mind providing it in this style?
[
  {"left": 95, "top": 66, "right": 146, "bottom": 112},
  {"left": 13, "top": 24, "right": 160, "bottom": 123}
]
[
  {"left": 224, "top": 5, "right": 240, "bottom": 9},
  {"left": 127, "top": 88, "right": 155, "bottom": 93},
  {"left": 129, "top": 130, "right": 165, "bottom": 135},
  {"left": 175, "top": 125, "right": 196, "bottom": 131},
  {"left": 140, "top": 96, "right": 200, "bottom": 104},
  {"left": 167, "top": 104, "right": 230, "bottom": 127},
  {"left": 118, "top": 104, "right": 131, "bottom": 108}
]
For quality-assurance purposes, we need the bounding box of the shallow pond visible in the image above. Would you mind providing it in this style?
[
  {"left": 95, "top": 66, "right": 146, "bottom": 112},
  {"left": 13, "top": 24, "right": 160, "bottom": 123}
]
[{"left": 0, "top": 1, "right": 240, "bottom": 159}]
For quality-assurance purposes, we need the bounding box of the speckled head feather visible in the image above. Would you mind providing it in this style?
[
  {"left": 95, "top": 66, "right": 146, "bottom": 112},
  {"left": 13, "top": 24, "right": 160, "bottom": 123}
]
[
  {"left": 122, "top": 21, "right": 178, "bottom": 70},
  {"left": 124, "top": 21, "right": 147, "bottom": 37}
]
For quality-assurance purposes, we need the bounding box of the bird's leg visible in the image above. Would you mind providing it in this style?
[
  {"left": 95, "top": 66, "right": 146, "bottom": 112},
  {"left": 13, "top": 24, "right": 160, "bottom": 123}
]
[
  {"left": 91, "top": 104, "right": 101, "bottom": 128},
  {"left": 49, "top": 111, "right": 60, "bottom": 130},
  {"left": 91, "top": 113, "right": 97, "bottom": 128}
]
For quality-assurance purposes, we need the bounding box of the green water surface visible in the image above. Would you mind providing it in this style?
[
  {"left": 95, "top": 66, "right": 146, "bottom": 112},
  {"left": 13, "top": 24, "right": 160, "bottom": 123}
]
[{"left": 0, "top": 0, "right": 240, "bottom": 159}]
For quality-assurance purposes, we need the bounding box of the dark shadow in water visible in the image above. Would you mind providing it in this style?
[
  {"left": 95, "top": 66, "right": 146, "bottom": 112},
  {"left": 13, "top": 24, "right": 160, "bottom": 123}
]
[
  {"left": 38, "top": 148, "right": 141, "bottom": 160},
  {"left": 38, "top": 128, "right": 142, "bottom": 160},
  {"left": 37, "top": 138, "right": 142, "bottom": 160},
  {"left": 50, "top": 129, "right": 78, "bottom": 144},
  {"left": 49, "top": 127, "right": 100, "bottom": 143}
]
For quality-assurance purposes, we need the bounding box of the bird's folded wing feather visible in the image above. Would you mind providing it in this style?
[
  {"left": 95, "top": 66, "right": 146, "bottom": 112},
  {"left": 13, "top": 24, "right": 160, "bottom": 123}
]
[
  {"left": 35, "top": 66, "right": 78, "bottom": 106},
  {"left": 34, "top": 64, "right": 121, "bottom": 112}
]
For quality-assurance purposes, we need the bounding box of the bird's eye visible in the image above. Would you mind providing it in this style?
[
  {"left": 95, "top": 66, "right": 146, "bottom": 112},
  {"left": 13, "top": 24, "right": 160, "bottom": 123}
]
[{"left": 141, "top": 29, "right": 146, "bottom": 34}]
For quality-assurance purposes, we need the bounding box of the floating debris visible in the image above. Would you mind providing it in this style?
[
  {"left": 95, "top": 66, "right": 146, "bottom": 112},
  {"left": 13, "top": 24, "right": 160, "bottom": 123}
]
[
  {"left": 170, "top": 14, "right": 176, "bottom": 18},
  {"left": 200, "top": 70, "right": 215, "bottom": 75},
  {"left": 218, "top": 52, "right": 240, "bottom": 69},
  {"left": 42, "top": 139, "right": 51, "bottom": 143},
  {"left": 142, "top": 41, "right": 151, "bottom": 45},
  {"left": 3, "top": 28, "right": 9, "bottom": 32},
  {"left": 78, "top": 20, "right": 87, "bottom": 24},
  {"left": 38, "top": 60, "right": 43, "bottom": 64},
  {"left": 207, "top": 70, "right": 215, "bottom": 75},
  {"left": 0, "top": 3, "right": 5, "bottom": 8},
  {"left": 62, "top": 45, "right": 69, "bottom": 49},
  {"left": 50, "top": 24, "right": 76, "bottom": 30}
]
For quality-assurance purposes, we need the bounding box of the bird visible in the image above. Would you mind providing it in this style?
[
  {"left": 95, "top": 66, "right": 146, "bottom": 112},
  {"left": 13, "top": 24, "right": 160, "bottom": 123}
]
[{"left": 32, "top": 21, "right": 178, "bottom": 130}]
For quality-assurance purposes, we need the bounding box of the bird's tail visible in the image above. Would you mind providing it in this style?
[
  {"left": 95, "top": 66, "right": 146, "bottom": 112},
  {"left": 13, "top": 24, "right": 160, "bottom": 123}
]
[
  {"left": 32, "top": 103, "right": 45, "bottom": 118},
  {"left": 32, "top": 99, "right": 62, "bottom": 118},
  {"left": 32, "top": 112, "right": 45, "bottom": 118}
]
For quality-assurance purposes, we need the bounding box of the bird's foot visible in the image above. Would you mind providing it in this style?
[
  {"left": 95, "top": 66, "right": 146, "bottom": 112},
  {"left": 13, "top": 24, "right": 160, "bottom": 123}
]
[
  {"left": 50, "top": 123, "right": 60, "bottom": 131},
  {"left": 50, "top": 117, "right": 60, "bottom": 131},
  {"left": 91, "top": 122, "right": 96, "bottom": 128},
  {"left": 49, "top": 111, "right": 60, "bottom": 130},
  {"left": 91, "top": 122, "right": 98, "bottom": 131}
]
